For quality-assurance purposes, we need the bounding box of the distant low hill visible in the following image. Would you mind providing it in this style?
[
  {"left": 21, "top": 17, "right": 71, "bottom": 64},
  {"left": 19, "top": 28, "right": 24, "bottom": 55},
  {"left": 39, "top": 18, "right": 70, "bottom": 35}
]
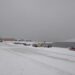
[
  {"left": 65, "top": 39, "right": 75, "bottom": 42},
  {"left": 0, "top": 37, "right": 17, "bottom": 41}
]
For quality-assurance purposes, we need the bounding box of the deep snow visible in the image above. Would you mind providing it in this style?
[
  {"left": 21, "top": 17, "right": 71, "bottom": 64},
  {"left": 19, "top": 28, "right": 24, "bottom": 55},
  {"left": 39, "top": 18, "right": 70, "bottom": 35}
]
[{"left": 0, "top": 42, "right": 75, "bottom": 75}]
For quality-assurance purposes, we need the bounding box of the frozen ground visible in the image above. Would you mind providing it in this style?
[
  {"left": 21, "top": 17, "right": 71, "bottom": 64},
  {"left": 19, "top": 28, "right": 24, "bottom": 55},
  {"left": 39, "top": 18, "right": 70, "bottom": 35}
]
[{"left": 0, "top": 42, "right": 75, "bottom": 75}]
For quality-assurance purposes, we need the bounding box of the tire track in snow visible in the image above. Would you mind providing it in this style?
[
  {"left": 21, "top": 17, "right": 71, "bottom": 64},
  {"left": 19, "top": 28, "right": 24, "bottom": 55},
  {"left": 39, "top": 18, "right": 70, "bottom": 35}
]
[
  {"left": 1, "top": 46, "right": 75, "bottom": 62},
  {"left": 7, "top": 46, "right": 75, "bottom": 63}
]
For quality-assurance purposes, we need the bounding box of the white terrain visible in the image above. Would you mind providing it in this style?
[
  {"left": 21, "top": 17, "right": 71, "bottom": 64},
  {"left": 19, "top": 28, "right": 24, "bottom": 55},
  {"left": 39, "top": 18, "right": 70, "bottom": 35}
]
[{"left": 0, "top": 42, "right": 75, "bottom": 75}]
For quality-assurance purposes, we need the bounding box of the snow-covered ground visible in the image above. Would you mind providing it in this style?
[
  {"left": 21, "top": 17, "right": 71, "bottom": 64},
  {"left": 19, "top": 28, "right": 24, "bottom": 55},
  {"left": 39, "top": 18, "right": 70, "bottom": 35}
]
[{"left": 0, "top": 42, "right": 75, "bottom": 75}]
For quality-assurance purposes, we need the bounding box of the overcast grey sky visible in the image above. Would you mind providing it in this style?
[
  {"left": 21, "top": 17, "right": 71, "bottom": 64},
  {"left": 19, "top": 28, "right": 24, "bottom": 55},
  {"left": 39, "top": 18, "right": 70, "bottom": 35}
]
[{"left": 0, "top": 0, "right": 75, "bottom": 42}]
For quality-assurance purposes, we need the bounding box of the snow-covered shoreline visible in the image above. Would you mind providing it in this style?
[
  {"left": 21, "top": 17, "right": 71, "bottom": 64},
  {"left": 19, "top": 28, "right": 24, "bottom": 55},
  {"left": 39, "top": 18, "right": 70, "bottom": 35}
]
[{"left": 0, "top": 42, "right": 75, "bottom": 75}]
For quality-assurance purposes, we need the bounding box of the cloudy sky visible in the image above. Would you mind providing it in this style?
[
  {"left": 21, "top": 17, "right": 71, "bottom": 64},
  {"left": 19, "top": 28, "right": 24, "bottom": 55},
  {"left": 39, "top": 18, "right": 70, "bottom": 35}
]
[{"left": 0, "top": 0, "right": 75, "bottom": 42}]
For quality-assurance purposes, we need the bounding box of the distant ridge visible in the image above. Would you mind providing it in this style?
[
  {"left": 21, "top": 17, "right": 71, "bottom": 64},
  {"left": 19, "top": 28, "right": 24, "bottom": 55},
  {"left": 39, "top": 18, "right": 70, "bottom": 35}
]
[{"left": 65, "top": 39, "right": 75, "bottom": 42}]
